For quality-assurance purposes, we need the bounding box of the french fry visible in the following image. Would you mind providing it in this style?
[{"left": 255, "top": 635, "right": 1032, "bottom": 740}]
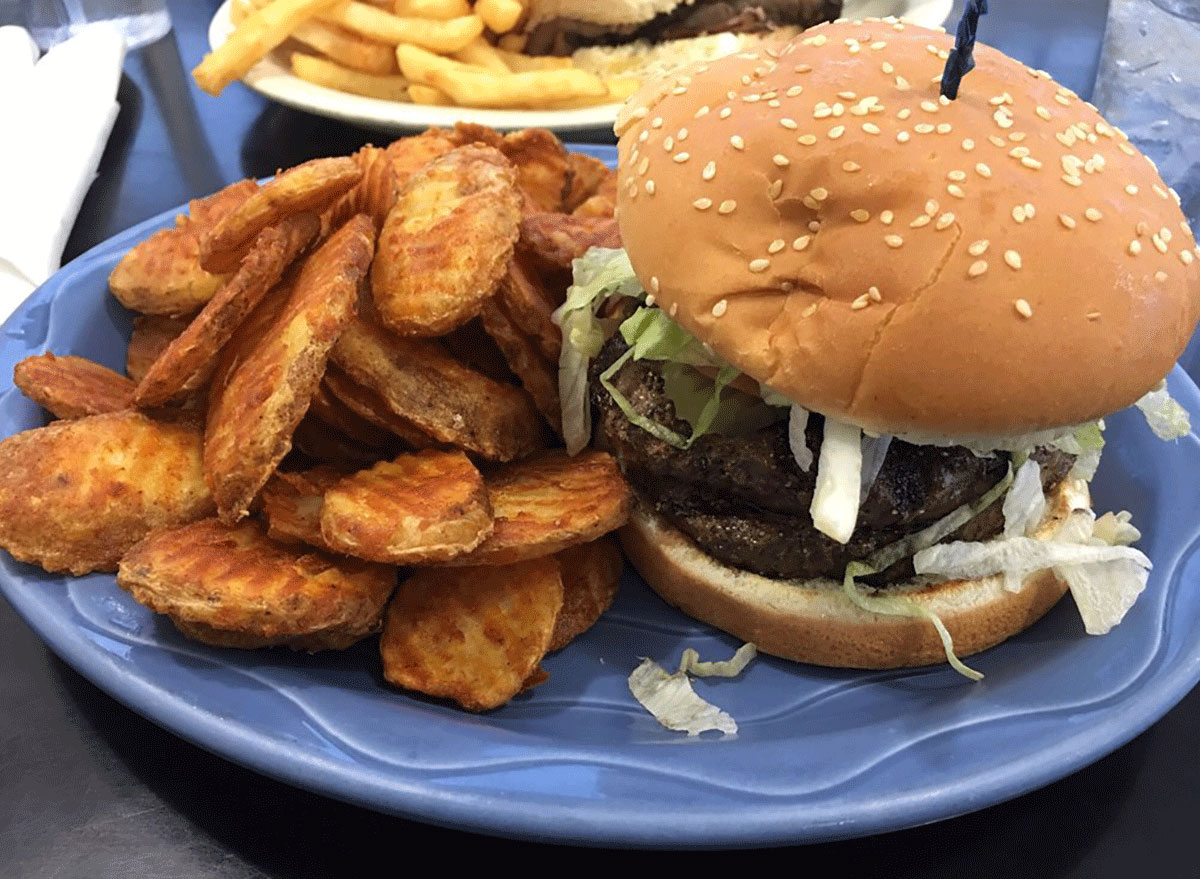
[
  {"left": 475, "top": 0, "right": 522, "bottom": 34},
  {"left": 288, "top": 20, "right": 398, "bottom": 73},
  {"left": 495, "top": 32, "right": 526, "bottom": 53},
  {"left": 14, "top": 353, "right": 136, "bottom": 420},
  {"left": 452, "top": 36, "right": 510, "bottom": 73},
  {"left": 492, "top": 48, "right": 572, "bottom": 72},
  {"left": 407, "top": 84, "right": 451, "bottom": 105},
  {"left": 443, "top": 450, "right": 631, "bottom": 566},
  {"left": 541, "top": 77, "right": 640, "bottom": 110},
  {"left": 320, "top": 2, "right": 482, "bottom": 53},
  {"left": 550, "top": 537, "right": 623, "bottom": 651},
  {"left": 320, "top": 449, "right": 493, "bottom": 563},
  {"left": 330, "top": 315, "right": 545, "bottom": 462},
  {"left": 379, "top": 556, "right": 563, "bottom": 711},
  {"left": 118, "top": 518, "right": 396, "bottom": 651},
  {"left": 428, "top": 65, "right": 607, "bottom": 109},
  {"left": 395, "top": 42, "right": 485, "bottom": 84},
  {"left": 394, "top": 0, "right": 470, "bottom": 18},
  {"left": 291, "top": 52, "right": 410, "bottom": 101},
  {"left": 135, "top": 212, "right": 320, "bottom": 407},
  {"left": 371, "top": 144, "right": 521, "bottom": 336},
  {"left": 200, "top": 156, "right": 361, "bottom": 273},
  {"left": 194, "top": 0, "right": 341, "bottom": 96}
]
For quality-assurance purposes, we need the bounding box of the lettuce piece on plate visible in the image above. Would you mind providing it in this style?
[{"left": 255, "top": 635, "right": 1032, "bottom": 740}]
[{"left": 628, "top": 643, "right": 756, "bottom": 737}]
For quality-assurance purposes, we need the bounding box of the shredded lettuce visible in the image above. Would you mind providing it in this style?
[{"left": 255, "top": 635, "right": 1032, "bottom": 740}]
[
  {"left": 788, "top": 405, "right": 813, "bottom": 472},
  {"left": 1003, "top": 458, "right": 1045, "bottom": 538},
  {"left": 843, "top": 562, "right": 984, "bottom": 681},
  {"left": 661, "top": 362, "right": 786, "bottom": 438},
  {"left": 628, "top": 643, "right": 756, "bottom": 736},
  {"left": 1093, "top": 510, "right": 1141, "bottom": 546},
  {"left": 553, "top": 248, "right": 646, "bottom": 454},
  {"left": 810, "top": 418, "right": 863, "bottom": 544},
  {"left": 859, "top": 435, "right": 893, "bottom": 501},
  {"left": 1135, "top": 383, "right": 1191, "bottom": 440}
]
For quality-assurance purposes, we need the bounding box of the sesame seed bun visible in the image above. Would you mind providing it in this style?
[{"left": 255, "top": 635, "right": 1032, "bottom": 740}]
[
  {"left": 620, "top": 476, "right": 1087, "bottom": 668},
  {"left": 614, "top": 19, "right": 1200, "bottom": 439}
]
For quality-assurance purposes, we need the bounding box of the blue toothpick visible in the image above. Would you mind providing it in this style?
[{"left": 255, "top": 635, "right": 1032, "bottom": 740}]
[{"left": 940, "top": 0, "right": 989, "bottom": 100}]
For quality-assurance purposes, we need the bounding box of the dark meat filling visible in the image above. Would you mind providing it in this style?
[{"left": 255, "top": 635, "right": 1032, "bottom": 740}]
[
  {"left": 591, "top": 337, "right": 1074, "bottom": 583},
  {"left": 526, "top": 1, "right": 844, "bottom": 57}
]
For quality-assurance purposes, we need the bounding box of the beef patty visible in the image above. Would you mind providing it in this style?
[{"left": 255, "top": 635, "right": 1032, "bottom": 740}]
[
  {"left": 526, "top": 1, "right": 843, "bottom": 56},
  {"left": 591, "top": 337, "right": 1074, "bottom": 582}
]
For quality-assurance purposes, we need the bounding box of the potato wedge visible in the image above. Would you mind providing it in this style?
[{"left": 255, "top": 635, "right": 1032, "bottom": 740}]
[
  {"left": 497, "top": 254, "right": 560, "bottom": 361},
  {"left": 118, "top": 518, "right": 395, "bottom": 651},
  {"left": 564, "top": 152, "right": 615, "bottom": 212},
  {"left": 135, "top": 212, "right": 320, "bottom": 407},
  {"left": 291, "top": 414, "right": 389, "bottom": 466},
  {"left": 518, "top": 212, "right": 620, "bottom": 270},
  {"left": 445, "top": 450, "right": 630, "bottom": 566},
  {"left": 379, "top": 556, "right": 563, "bottom": 710},
  {"left": 205, "top": 215, "right": 374, "bottom": 522},
  {"left": 479, "top": 297, "right": 561, "bottom": 435},
  {"left": 371, "top": 144, "right": 519, "bottom": 336},
  {"left": 499, "top": 128, "right": 570, "bottom": 214},
  {"left": 200, "top": 156, "right": 362, "bottom": 273},
  {"left": 331, "top": 315, "right": 544, "bottom": 461},
  {"left": 550, "top": 537, "right": 623, "bottom": 652},
  {"left": 261, "top": 465, "right": 349, "bottom": 549},
  {"left": 14, "top": 353, "right": 135, "bottom": 419},
  {"left": 0, "top": 412, "right": 214, "bottom": 574},
  {"left": 109, "top": 180, "right": 259, "bottom": 315},
  {"left": 321, "top": 449, "right": 492, "bottom": 563},
  {"left": 308, "top": 381, "right": 393, "bottom": 449},
  {"left": 322, "top": 367, "right": 434, "bottom": 448},
  {"left": 127, "top": 315, "right": 191, "bottom": 383}
]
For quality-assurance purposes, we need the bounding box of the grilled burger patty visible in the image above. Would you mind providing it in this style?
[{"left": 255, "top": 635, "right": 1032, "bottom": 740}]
[
  {"left": 591, "top": 337, "right": 1074, "bottom": 582},
  {"left": 526, "top": 1, "right": 843, "bottom": 57}
]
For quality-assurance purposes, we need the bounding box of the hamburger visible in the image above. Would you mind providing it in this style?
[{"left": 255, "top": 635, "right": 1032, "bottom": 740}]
[
  {"left": 555, "top": 18, "right": 1200, "bottom": 676},
  {"left": 521, "top": 1, "right": 843, "bottom": 79}
]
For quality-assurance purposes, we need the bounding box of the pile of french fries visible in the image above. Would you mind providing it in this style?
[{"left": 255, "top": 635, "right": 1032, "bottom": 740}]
[
  {"left": 0, "top": 124, "right": 631, "bottom": 712},
  {"left": 195, "top": 0, "right": 640, "bottom": 111}
]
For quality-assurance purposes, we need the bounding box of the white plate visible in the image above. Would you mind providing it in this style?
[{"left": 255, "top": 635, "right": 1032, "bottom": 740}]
[{"left": 207, "top": 0, "right": 954, "bottom": 134}]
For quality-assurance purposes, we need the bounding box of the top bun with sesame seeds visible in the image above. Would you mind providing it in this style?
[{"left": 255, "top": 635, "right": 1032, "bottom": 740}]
[{"left": 613, "top": 18, "right": 1200, "bottom": 440}]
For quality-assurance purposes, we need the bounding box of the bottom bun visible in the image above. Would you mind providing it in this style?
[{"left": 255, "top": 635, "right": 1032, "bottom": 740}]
[
  {"left": 619, "top": 478, "right": 1090, "bottom": 669},
  {"left": 569, "top": 29, "right": 801, "bottom": 81}
]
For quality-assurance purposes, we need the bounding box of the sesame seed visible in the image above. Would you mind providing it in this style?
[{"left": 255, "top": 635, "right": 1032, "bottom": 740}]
[
  {"left": 915, "top": 123, "right": 935, "bottom": 134},
  {"left": 936, "top": 212, "right": 955, "bottom": 230},
  {"left": 1182, "top": 250, "right": 1195, "bottom": 266},
  {"left": 811, "top": 187, "right": 829, "bottom": 201},
  {"left": 1036, "top": 106, "right": 1052, "bottom": 120},
  {"left": 719, "top": 107, "right": 732, "bottom": 119},
  {"left": 1056, "top": 132, "right": 1076, "bottom": 147},
  {"left": 678, "top": 128, "right": 689, "bottom": 141},
  {"left": 631, "top": 107, "right": 648, "bottom": 120},
  {"left": 962, "top": 138, "right": 975, "bottom": 151},
  {"left": 669, "top": 302, "right": 678, "bottom": 316},
  {"left": 829, "top": 125, "right": 846, "bottom": 139},
  {"left": 1010, "top": 146, "right": 1031, "bottom": 158},
  {"left": 863, "top": 122, "right": 881, "bottom": 135},
  {"left": 868, "top": 286, "right": 882, "bottom": 301},
  {"left": 1005, "top": 250, "right": 1023, "bottom": 270},
  {"left": 798, "top": 134, "right": 817, "bottom": 146},
  {"left": 1055, "top": 94, "right": 1071, "bottom": 105},
  {"left": 1154, "top": 184, "right": 1169, "bottom": 199},
  {"left": 662, "top": 137, "right": 674, "bottom": 153},
  {"left": 773, "top": 154, "right": 790, "bottom": 167},
  {"left": 936, "top": 123, "right": 953, "bottom": 134},
  {"left": 871, "top": 40, "right": 887, "bottom": 50},
  {"left": 809, "top": 220, "right": 821, "bottom": 232},
  {"left": 921, "top": 100, "right": 939, "bottom": 113},
  {"left": 842, "top": 161, "right": 861, "bottom": 172},
  {"left": 1153, "top": 235, "right": 1168, "bottom": 254},
  {"left": 1155, "top": 271, "right": 1169, "bottom": 282},
  {"left": 910, "top": 214, "right": 931, "bottom": 228},
  {"left": 975, "top": 163, "right": 992, "bottom": 178},
  {"left": 1137, "top": 221, "right": 1150, "bottom": 236},
  {"left": 881, "top": 61, "right": 894, "bottom": 74},
  {"left": 712, "top": 299, "right": 728, "bottom": 317},
  {"left": 768, "top": 179, "right": 783, "bottom": 199},
  {"left": 692, "top": 197, "right": 713, "bottom": 211},
  {"left": 652, "top": 117, "right": 663, "bottom": 128},
  {"left": 851, "top": 209, "right": 871, "bottom": 223},
  {"left": 896, "top": 75, "right": 910, "bottom": 90},
  {"left": 924, "top": 200, "right": 939, "bottom": 216},
  {"left": 851, "top": 294, "right": 871, "bottom": 310},
  {"left": 898, "top": 108, "right": 912, "bottom": 120},
  {"left": 637, "top": 157, "right": 649, "bottom": 175},
  {"left": 948, "top": 170, "right": 967, "bottom": 182},
  {"left": 1062, "top": 175, "right": 1082, "bottom": 187},
  {"left": 650, "top": 276, "right": 660, "bottom": 292},
  {"left": 896, "top": 131, "right": 911, "bottom": 143},
  {"left": 780, "top": 117, "right": 798, "bottom": 130},
  {"left": 1129, "top": 240, "right": 1142, "bottom": 256},
  {"left": 947, "top": 184, "right": 965, "bottom": 198},
  {"left": 1020, "top": 157, "right": 1043, "bottom": 169},
  {"left": 672, "top": 86, "right": 687, "bottom": 95},
  {"left": 885, "top": 234, "right": 904, "bottom": 248},
  {"left": 793, "top": 235, "right": 811, "bottom": 251},
  {"left": 787, "top": 85, "right": 804, "bottom": 97},
  {"left": 795, "top": 63, "right": 812, "bottom": 73},
  {"left": 994, "top": 110, "right": 1014, "bottom": 129},
  {"left": 968, "top": 260, "right": 989, "bottom": 278},
  {"left": 695, "top": 106, "right": 710, "bottom": 118},
  {"left": 644, "top": 294, "right": 655, "bottom": 307},
  {"left": 968, "top": 239, "right": 989, "bottom": 256},
  {"left": 645, "top": 180, "right": 656, "bottom": 195},
  {"left": 730, "top": 135, "right": 745, "bottom": 150},
  {"left": 988, "top": 135, "right": 1006, "bottom": 148},
  {"left": 1024, "top": 203, "right": 1036, "bottom": 218},
  {"left": 749, "top": 258, "right": 770, "bottom": 273},
  {"left": 801, "top": 302, "right": 819, "bottom": 318},
  {"left": 718, "top": 200, "right": 737, "bottom": 214},
  {"left": 838, "top": 90, "right": 857, "bottom": 100},
  {"left": 672, "top": 152, "right": 690, "bottom": 163},
  {"left": 768, "top": 239, "right": 786, "bottom": 254},
  {"left": 1085, "top": 208, "right": 1103, "bottom": 222},
  {"left": 702, "top": 161, "right": 716, "bottom": 180},
  {"left": 1015, "top": 298, "right": 1033, "bottom": 318},
  {"left": 1012, "top": 205, "right": 1027, "bottom": 223},
  {"left": 1162, "top": 227, "right": 1173, "bottom": 243},
  {"left": 881, "top": 210, "right": 895, "bottom": 225},
  {"left": 1125, "top": 184, "right": 1139, "bottom": 195}
]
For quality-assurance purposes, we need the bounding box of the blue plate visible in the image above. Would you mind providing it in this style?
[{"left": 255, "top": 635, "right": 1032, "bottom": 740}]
[{"left": 3, "top": 144, "right": 1200, "bottom": 849}]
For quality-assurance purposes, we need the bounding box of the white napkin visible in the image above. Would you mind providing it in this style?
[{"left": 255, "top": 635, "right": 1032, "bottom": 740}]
[{"left": 0, "top": 24, "right": 126, "bottom": 324}]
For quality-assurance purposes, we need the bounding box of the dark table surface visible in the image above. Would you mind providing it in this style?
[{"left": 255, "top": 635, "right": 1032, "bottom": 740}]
[{"left": 3, "top": 1, "right": 1198, "bottom": 875}]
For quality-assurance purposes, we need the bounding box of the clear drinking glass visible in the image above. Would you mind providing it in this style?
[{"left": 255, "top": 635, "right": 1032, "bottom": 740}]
[
  {"left": 22, "top": 0, "right": 171, "bottom": 50},
  {"left": 1151, "top": 0, "right": 1200, "bottom": 22}
]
